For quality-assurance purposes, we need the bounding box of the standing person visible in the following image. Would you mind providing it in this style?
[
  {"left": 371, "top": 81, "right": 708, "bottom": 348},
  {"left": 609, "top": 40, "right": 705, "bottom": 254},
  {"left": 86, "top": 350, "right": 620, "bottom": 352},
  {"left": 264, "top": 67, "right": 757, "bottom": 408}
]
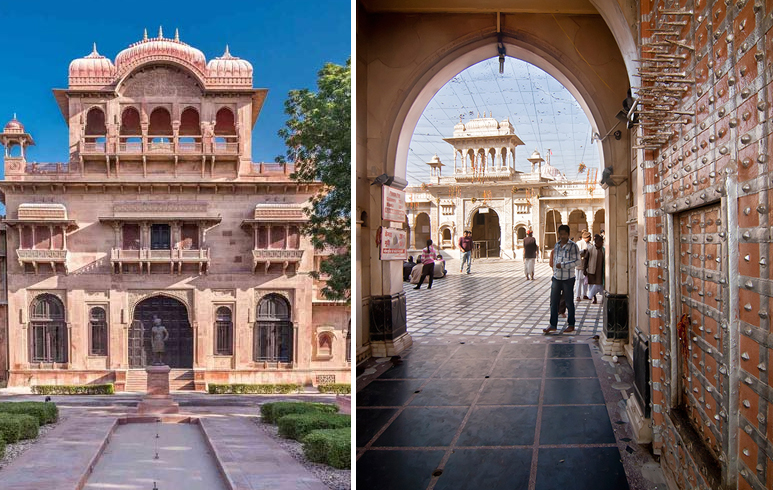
[
  {"left": 584, "top": 234, "right": 606, "bottom": 304},
  {"left": 544, "top": 224, "right": 580, "bottom": 334},
  {"left": 458, "top": 230, "right": 473, "bottom": 274},
  {"left": 414, "top": 239, "right": 438, "bottom": 290},
  {"left": 522, "top": 230, "right": 539, "bottom": 280},
  {"left": 575, "top": 230, "right": 592, "bottom": 300}
]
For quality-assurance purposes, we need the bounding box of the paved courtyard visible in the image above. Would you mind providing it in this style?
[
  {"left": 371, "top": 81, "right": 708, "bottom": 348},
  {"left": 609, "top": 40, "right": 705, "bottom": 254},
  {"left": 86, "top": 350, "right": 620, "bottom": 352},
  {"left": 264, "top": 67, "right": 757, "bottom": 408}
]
[{"left": 405, "top": 259, "right": 603, "bottom": 338}]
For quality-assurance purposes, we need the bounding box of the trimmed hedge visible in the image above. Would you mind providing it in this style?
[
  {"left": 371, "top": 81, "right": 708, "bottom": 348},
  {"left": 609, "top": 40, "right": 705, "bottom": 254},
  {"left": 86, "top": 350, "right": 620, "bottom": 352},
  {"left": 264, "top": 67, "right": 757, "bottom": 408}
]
[
  {"left": 317, "top": 383, "right": 351, "bottom": 394},
  {"left": 302, "top": 428, "right": 351, "bottom": 469},
  {"left": 260, "top": 401, "right": 339, "bottom": 424},
  {"left": 31, "top": 384, "right": 114, "bottom": 395},
  {"left": 0, "top": 413, "right": 39, "bottom": 443},
  {"left": 207, "top": 383, "right": 301, "bottom": 395},
  {"left": 277, "top": 412, "right": 351, "bottom": 441},
  {"left": 0, "top": 402, "right": 58, "bottom": 425},
  {"left": 0, "top": 436, "right": 5, "bottom": 459}
]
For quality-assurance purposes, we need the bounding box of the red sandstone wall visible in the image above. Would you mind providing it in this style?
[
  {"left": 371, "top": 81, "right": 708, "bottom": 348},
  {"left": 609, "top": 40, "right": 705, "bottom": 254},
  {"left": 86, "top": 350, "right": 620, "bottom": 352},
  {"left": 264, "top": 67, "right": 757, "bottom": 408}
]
[{"left": 641, "top": 0, "right": 773, "bottom": 488}]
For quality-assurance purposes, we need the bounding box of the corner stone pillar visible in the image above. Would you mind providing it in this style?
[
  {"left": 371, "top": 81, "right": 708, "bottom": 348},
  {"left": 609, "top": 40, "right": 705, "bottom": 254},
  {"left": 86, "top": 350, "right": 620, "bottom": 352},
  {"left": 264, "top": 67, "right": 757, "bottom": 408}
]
[
  {"left": 600, "top": 177, "right": 630, "bottom": 356},
  {"left": 368, "top": 178, "right": 412, "bottom": 358}
]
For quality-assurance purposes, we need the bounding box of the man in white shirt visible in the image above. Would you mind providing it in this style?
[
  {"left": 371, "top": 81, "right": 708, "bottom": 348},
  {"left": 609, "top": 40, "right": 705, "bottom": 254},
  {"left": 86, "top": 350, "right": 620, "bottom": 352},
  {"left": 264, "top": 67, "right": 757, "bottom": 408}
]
[
  {"left": 544, "top": 224, "right": 580, "bottom": 334},
  {"left": 575, "top": 230, "right": 592, "bottom": 301}
]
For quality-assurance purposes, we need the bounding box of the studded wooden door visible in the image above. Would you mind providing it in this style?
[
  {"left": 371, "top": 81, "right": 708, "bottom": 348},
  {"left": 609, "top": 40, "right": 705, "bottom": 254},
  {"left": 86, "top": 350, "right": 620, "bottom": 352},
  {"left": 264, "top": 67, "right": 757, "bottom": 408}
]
[
  {"left": 132, "top": 296, "right": 193, "bottom": 368},
  {"left": 676, "top": 204, "right": 729, "bottom": 465},
  {"left": 128, "top": 320, "right": 146, "bottom": 368}
]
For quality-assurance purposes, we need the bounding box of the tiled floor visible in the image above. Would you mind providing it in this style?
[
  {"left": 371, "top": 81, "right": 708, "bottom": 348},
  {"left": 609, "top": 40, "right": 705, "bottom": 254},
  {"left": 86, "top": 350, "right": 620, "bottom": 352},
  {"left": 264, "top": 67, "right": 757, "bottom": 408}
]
[
  {"left": 357, "top": 342, "right": 630, "bottom": 490},
  {"left": 405, "top": 260, "right": 603, "bottom": 338}
]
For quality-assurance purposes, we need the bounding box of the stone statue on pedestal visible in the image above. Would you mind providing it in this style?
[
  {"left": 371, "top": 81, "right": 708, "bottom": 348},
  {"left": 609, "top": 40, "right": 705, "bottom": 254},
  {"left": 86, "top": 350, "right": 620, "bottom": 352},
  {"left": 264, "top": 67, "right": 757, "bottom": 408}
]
[{"left": 150, "top": 316, "right": 169, "bottom": 365}]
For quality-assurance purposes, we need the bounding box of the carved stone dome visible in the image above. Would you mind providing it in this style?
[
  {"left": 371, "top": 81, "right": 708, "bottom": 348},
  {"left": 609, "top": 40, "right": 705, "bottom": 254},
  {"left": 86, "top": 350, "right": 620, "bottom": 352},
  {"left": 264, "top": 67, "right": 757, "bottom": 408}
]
[
  {"left": 115, "top": 28, "right": 207, "bottom": 75},
  {"left": 3, "top": 117, "right": 24, "bottom": 134},
  {"left": 69, "top": 44, "right": 116, "bottom": 80},
  {"left": 207, "top": 46, "right": 253, "bottom": 78}
]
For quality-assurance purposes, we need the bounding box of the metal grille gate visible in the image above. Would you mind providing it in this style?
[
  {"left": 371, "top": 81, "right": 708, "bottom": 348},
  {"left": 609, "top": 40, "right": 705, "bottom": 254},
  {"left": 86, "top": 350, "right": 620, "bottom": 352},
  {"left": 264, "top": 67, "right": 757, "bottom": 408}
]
[{"left": 676, "top": 204, "right": 730, "bottom": 464}]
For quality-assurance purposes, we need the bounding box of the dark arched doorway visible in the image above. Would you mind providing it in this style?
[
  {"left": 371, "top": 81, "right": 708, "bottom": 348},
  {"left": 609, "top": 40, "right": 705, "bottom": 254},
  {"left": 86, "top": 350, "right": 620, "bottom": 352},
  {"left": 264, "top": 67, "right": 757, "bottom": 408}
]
[
  {"left": 414, "top": 212, "right": 431, "bottom": 249},
  {"left": 129, "top": 296, "right": 193, "bottom": 368},
  {"left": 471, "top": 208, "right": 500, "bottom": 258}
]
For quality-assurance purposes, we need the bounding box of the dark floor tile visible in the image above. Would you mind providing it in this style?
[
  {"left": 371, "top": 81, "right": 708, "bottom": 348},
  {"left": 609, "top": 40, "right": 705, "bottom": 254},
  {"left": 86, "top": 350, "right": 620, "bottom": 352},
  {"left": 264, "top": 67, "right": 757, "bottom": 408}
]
[
  {"left": 434, "top": 448, "right": 532, "bottom": 490},
  {"left": 451, "top": 344, "right": 503, "bottom": 359},
  {"left": 357, "top": 449, "right": 445, "bottom": 490},
  {"left": 436, "top": 358, "right": 494, "bottom": 378},
  {"left": 457, "top": 406, "right": 538, "bottom": 446},
  {"left": 357, "top": 379, "right": 425, "bottom": 407},
  {"left": 539, "top": 405, "right": 616, "bottom": 445},
  {"left": 545, "top": 358, "right": 597, "bottom": 378},
  {"left": 500, "top": 343, "right": 547, "bottom": 358},
  {"left": 491, "top": 358, "right": 545, "bottom": 378},
  {"left": 379, "top": 358, "right": 444, "bottom": 379},
  {"left": 478, "top": 379, "right": 541, "bottom": 405},
  {"left": 548, "top": 343, "right": 592, "bottom": 358},
  {"left": 542, "top": 378, "right": 605, "bottom": 405},
  {"left": 410, "top": 379, "right": 484, "bottom": 406},
  {"left": 356, "top": 408, "right": 398, "bottom": 447},
  {"left": 403, "top": 345, "right": 456, "bottom": 360},
  {"left": 372, "top": 407, "right": 468, "bottom": 447},
  {"left": 535, "top": 447, "right": 629, "bottom": 490}
]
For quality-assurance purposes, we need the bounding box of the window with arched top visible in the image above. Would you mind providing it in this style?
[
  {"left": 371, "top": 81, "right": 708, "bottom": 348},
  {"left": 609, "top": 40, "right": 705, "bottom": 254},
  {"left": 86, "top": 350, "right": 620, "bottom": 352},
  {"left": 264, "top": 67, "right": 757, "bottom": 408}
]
[
  {"left": 85, "top": 108, "right": 107, "bottom": 136},
  {"left": 318, "top": 332, "right": 333, "bottom": 358},
  {"left": 89, "top": 307, "right": 107, "bottom": 356},
  {"left": 215, "top": 306, "right": 233, "bottom": 356},
  {"left": 120, "top": 107, "right": 141, "bottom": 135},
  {"left": 214, "top": 108, "right": 236, "bottom": 135},
  {"left": 30, "top": 294, "right": 67, "bottom": 363},
  {"left": 148, "top": 107, "right": 173, "bottom": 135},
  {"left": 179, "top": 107, "right": 201, "bottom": 136},
  {"left": 254, "top": 294, "right": 292, "bottom": 363}
]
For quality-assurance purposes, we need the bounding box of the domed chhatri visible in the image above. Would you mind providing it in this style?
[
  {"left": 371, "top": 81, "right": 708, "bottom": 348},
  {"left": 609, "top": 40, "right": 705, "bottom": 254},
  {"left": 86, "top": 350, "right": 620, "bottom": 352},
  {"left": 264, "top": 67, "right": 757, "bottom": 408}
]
[
  {"left": 115, "top": 26, "right": 207, "bottom": 74},
  {"left": 207, "top": 45, "right": 253, "bottom": 79},
  {"left": 69, "top": 43, "right": 116, "bottom": 80},
  {"left": 3, "top": 115, "right": 25, "bottom": 134}
]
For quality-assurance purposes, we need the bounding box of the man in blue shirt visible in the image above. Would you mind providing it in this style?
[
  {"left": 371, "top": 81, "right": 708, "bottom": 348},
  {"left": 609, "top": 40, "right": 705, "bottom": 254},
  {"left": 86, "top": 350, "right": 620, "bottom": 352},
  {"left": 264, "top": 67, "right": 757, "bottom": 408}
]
[{"left": 544, "top": 224, "right": 580, "bottom": 334}]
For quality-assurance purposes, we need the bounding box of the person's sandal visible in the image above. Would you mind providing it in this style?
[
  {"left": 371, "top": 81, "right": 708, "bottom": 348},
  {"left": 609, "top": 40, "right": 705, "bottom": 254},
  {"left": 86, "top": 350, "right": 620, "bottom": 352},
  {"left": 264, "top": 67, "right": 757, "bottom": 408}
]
[
  {"left": 543, "top": 326, "right": 558, "bottom": 335},
  {"left": 562, "top": 326, "right": 576, "bottom": 333}
]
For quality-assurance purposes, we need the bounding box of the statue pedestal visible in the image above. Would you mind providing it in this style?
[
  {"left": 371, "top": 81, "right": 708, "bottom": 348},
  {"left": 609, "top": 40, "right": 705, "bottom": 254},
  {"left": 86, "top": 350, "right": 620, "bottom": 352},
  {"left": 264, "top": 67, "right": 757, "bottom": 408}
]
[{"left": 137, "top": 365, "right": 179, "bottom": 415}]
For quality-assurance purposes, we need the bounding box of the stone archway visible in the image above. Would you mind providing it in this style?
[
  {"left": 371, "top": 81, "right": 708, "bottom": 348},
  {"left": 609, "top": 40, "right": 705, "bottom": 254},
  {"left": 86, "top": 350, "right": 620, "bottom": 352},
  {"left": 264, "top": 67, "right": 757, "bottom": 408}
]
[
  {"left": 544, "top": 209, "right": 563, "bottom": 252},
  {"left": 568, "top": 209, "right": 588, "bottom": 241},
  {"left": 414, "top": 212, "right": 431, "bottom": 249},
  {"left": 593, "top": 209, "right": 606, "bottom": 236},
  {"left": 130, "top": 295, "right": 193, "bottom": 368},
  {"left": 470, "top": 208, "right": 500, "bottom": 258}
]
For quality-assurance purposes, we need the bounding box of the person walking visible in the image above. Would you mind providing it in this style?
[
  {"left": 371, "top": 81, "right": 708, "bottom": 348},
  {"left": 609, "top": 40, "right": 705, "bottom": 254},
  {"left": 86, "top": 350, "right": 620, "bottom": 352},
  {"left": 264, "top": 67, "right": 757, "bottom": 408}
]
[
  {"left": 575, "top": 230, "right": 592, "bottom": 300},
  {"left": 522, "top": 230, "right": 539, "bottom": 280},
  {"left": 584, "top": 234, "right": 606, "bottom": 304},
  {"left": 458, "top": 230, "right": 473, "bottom": 274},
  {"left": 544, "top": 224, "right": 580, "bottom": 334},
  {"left": 414, "top": 239, "right": 438, "bottom": 290}
]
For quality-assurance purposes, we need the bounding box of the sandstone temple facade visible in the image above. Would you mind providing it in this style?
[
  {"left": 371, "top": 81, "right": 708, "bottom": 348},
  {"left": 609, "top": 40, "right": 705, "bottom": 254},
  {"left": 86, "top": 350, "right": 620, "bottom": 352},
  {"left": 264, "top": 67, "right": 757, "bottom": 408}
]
[
  {"left": 0, "top": 30, "right": 350, "bottom": 391},
  {"left": 405, "top": 115, "right": 604, "bottom": 260}
]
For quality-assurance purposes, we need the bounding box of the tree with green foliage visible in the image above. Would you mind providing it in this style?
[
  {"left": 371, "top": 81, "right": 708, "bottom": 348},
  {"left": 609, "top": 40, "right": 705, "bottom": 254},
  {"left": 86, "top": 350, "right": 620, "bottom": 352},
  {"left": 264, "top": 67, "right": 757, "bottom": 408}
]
[{"left": 278, "top": 59, "right": 351, "bottom": 302}]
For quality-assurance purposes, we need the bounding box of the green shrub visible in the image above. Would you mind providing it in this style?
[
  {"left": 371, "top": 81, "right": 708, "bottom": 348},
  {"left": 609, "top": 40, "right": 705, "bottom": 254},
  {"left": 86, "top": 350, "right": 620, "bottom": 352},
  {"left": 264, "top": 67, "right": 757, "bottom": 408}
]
[
  {"left": 277, "top": 412, "right": 350, "bottom": 441},
  {"left": 31, "top": 384, "right": 114, "bottom": 395},
  {"left": 302, "top": 428, "right": 351, "bottom": 469},
  {"left": 207, "top": 383, "right": 301, "bottom": 395},
  {"left": 317, "top": 383, "right": 351, "bottom": 394},
  {"left": 0, "top": 413, "right": 38, "bottom": 442},
  {"left": 0, "top": 436, "right": 5, "bottom": 458},
  {"left": 0, "top": 402, "right": 58, "bottom": 425},
  {"left": 260, "top": 401, "right": 339, "bottom": 424}
]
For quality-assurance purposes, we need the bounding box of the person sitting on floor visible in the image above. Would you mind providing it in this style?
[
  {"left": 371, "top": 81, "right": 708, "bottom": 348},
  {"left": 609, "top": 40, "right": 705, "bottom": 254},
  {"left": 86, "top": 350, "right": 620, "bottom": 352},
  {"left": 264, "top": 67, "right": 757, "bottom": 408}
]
[
  {"left": 403, "top": 256, "right": 415, "bottom": 281},
  {"left": 434, "top": 254, "right": 447, "bottom": 278}
]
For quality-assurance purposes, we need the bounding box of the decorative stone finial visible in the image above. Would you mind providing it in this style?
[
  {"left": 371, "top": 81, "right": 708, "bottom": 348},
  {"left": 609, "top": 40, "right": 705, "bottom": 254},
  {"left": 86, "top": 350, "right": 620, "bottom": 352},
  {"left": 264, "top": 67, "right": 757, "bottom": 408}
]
[
  {"left": 174, "top": 28, "right": 179, "bottom": 41},
  {"left": 92, "top": 42, "right": 98, "bottom": 55},
  {"left": 224, "top": 44, "right": 231, "bottom": 56},
  {"left": 143, "top": 28, "right": 148, "bottom": 40},
  {"left": 158, "top": 26, "right": 164, "bottom": 39}
]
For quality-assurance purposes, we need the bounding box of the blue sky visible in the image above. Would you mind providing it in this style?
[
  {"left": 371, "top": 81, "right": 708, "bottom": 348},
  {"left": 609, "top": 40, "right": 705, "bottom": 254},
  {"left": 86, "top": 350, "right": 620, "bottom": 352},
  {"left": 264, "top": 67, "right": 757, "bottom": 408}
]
[
  {"left": 0, "top": 0, "right": 350, "bottom": 167},
  {"left": 408, "top": 57, "right": 601, "bottom": 185}
]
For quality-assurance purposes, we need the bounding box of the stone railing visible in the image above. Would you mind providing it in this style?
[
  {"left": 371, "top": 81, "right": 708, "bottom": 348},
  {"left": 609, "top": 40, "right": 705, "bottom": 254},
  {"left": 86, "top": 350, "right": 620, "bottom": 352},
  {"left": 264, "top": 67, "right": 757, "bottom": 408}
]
[
  {"left": 110, "top": 248, "right": 210, "bottom": 274},
  {"left": 17, "top": 249, "right": 68, "bottom": 261},
  {"left": 252, "top": 249, "right": 304, "bottom": 274}
]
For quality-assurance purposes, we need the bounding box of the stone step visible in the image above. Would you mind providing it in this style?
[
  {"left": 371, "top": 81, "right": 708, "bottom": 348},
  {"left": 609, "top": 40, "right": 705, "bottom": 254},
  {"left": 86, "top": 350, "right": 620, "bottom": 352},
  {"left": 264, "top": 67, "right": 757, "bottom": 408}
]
[{"left": 124, "top": 369, "right": 196, "bottom": 392}]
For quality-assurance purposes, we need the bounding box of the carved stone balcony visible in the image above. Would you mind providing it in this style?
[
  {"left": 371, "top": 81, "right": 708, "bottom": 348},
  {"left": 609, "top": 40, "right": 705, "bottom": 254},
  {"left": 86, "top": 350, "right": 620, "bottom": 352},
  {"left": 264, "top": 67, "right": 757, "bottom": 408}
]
[
  {"left": 110, "top": 248, "right": 210, "bottom": 274},
  {"left": 252, "top": 248, "right": 303, "bottom": 274},
  {"left": 17, "top": 249, "right": 68, "bottom": 274}
]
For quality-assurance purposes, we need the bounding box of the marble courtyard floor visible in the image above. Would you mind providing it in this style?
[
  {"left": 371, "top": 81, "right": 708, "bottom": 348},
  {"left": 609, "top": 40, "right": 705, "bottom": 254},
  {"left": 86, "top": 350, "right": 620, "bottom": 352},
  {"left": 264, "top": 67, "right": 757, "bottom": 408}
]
[{"left": 357, "top": 259, "right": 666, "bottom": 490}]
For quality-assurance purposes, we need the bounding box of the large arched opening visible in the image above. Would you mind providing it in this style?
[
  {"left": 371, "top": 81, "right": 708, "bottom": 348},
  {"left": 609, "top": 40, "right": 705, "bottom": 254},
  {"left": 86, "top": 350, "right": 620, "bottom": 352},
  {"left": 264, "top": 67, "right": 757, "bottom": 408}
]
[
  {"left": 413, "top": 212, "right": 431, "bottom": 249},
  {"left": 130, "top": 295, "right": 193, "bottom": 368},
  {"left": 470, "top": 208, "right": 500, "bottom": 258}
]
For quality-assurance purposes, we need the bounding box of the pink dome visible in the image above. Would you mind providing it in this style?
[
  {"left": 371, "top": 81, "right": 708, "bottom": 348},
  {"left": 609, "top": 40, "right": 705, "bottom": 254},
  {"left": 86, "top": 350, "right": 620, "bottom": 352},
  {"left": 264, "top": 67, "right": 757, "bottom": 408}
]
[
  {"left": 69, "top": 44, "right": 116, "bottom": 80},
  {"left": 207, "top": 46, "right": 253, "bottom": 78},
  {"left": 4, "top": 117, "right": 24, "bottom": 134},
  {"left": 115, "top": 28, "right": 206, "bottom": 74}
]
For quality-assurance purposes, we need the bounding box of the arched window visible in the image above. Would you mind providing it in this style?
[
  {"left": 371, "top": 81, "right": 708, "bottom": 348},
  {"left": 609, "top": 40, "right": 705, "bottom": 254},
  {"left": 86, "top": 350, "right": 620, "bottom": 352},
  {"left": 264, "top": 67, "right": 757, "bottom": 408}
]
[
  {"left": 214, "top": 108, "right": 236, "bottom": 135},
  {"left": 148, "top": 107, "right": 172, "bottom": 136},
  {"left": 215, "top": 306, "right": 233, "bottom": 356},
  {"left": 30, "top": 294, "right": 67, "bottom": 363},
  {"left": 89, "top": 307, "right": 107, "bottom": 356},
  {"left": 179, "top": 107, "right": 201, "bottom": 136},
  {"left": 120, "top": 107, "right": 141, "bottom": 135},
  {"left": 318, "top": 332, "right": 333, "bottom": 358},
  {"left": 85, "top": 108, "right": 107, "bottom": 136},
  {"left": 254, "top": 294, "right": 292, "bottom": 363}
]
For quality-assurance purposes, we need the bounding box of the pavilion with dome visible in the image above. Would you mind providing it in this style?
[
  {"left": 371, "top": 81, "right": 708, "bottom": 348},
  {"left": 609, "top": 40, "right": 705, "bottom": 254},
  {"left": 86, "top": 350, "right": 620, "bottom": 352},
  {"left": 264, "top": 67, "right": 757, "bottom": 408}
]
[{"left": 0, "top": 30, "right": 350, "bottom": 391}]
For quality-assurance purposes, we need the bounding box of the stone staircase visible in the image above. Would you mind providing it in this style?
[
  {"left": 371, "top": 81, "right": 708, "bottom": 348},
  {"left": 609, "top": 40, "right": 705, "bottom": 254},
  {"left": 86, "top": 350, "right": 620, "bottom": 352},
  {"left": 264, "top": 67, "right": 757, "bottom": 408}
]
[{"left": 123, "top": 368, "right": 195, "bottom": 392}]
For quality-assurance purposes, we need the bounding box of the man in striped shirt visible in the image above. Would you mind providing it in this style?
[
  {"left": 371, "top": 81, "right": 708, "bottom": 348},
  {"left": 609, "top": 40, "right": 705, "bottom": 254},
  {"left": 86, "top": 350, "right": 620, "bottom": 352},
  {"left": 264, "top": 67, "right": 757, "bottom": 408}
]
[{"left": 544, "top": 224, "right": 580, "bottom": 334}]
